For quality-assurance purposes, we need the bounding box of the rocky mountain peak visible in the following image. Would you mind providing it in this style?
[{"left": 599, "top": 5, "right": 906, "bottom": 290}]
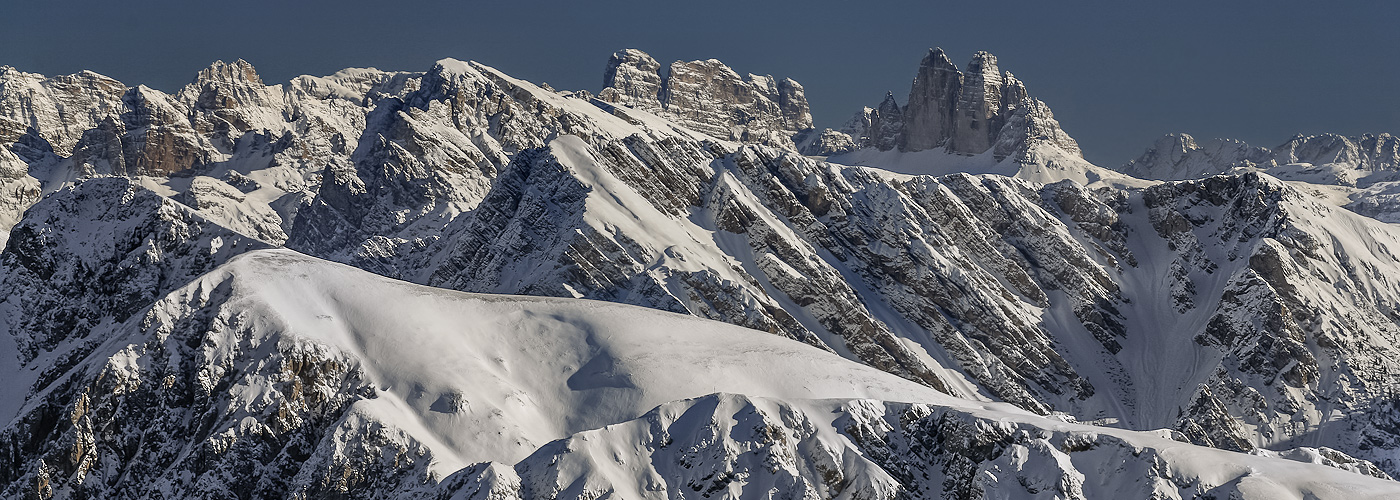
[
  {"left": 1130, "top": 133, "right": 1254, "bottom": 179},
  {"left": 1114, "top": 131, "right": 1400, "bottom": 183},
  {"left": 921, "top": 47, "right": 958, "bottom": 70},
  {"left": 7, "top": 51, "right": 1400, "bottom": 498},
  {"left": 899, "top": 49, "right": 963, "bottom": 152},
  {"left": 600, "top": 49, "right": 666, "bottom": 102},
  {"left": 193, "top": 58, "right": 263, "bottom": 86},
  {"left": 598, "top": 48, "right": 813, "bottom": 148},
  {"left": 966, "top": 50, "right": 999, "bottom": 75},
  {"left": 1274, "top": 133, "right": 1400, "bottom": 172},
  {"left": 416, "top": 57, "right": 485, "bottom": 95},
  {"left": 606, "top": 48, "right": 661, "bottom": 75},
  {"left": 950, "top": 51, "right": 1005, "bottom": 154},
  {"left": 599, "top": 48, "right": 664, "bottom": 111},
  {"left": 866, "top": 91, "right": 904, "bottom": 151},
  {"left": 1000, "top": 71, "right": 1028, "bottom": 110},
  {"left": 815, "top": 48, "right": 1082, "bottom": 162},
  {"left": 1159, "top": 133, "right": 1202, "bottom": 160},
  {"left": 0, "top": 67, "right": 129, "bottom": 156},
  {"left": 776, "top": 77, "right": 813, "bottom": 131}
]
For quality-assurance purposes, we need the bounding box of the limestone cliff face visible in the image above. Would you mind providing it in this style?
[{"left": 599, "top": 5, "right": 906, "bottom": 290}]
[
  {"left": 11, "top": 52, "right": 1400, "bottom": 496},
  {"left": 178, "top": 59, "right": 287, "bottom": 151},
  {"left": 828, "top": 48, "right": 1082, "bottom": 161},
  {"left": 1275, "top": 133, "right": 1400, "bottom": 173},
  {"left": 1118, "top": 133, "right": 1274, "bottom": 181},
  {"left": 0, "top": 67, "right": 127, "bottom": 157},
  {"left": 900, "top": 48, "right": 961, "bottom": 152},
  {"left": 867, "top": 92, "right": 904, "bottom": 151},
  {"left": 599, "top": 48, "right": 813, "bottom": 148},
  {"left": 1118, "top": 132, "right": 1400, "bottom": 184},
  {"left": 949, "top": 52, "right": 1004, "bottom": 154},
  {"left": 598, "top": 49, "right": 663, "bottom": 112}
]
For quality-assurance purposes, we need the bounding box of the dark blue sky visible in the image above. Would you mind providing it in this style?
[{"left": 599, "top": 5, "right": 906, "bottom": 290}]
[{"left": 3, "top": 0, "right": 1395, "bottom": 166}]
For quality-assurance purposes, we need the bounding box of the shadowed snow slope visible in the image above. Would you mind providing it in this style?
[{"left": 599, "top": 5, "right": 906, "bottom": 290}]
[{"left": 3, "top": 249, "right": 1400, "bottom": 499}]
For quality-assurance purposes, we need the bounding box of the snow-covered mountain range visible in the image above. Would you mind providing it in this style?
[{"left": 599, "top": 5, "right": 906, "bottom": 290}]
[
  {"left": 3, "top": 47, "right": 1400, "bottom": 499},
  {"left": 1117, "top": 132, "right": 1400, "bottom": 223}
]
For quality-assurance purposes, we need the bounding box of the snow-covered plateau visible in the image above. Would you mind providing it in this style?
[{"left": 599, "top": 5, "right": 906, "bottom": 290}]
[{"left": 3, "top": 47, "right": 1400, "bottom": 499}]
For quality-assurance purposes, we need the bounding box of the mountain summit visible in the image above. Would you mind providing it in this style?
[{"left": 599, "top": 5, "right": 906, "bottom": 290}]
[
  {"left": 1, "top": 49, "right": 1400, "bottom": 499},
  {"left": 808, "top": 48, "right": 1079, "bottom": 162},
  {"left": 599, "top": 48, "right": 813, "bottom": 149}
]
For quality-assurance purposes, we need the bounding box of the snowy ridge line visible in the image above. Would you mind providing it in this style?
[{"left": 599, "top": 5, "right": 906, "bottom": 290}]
[
  {"left": 6, "top": 49, "right": 1400, "bottom": 498},
  {"left": 1, "top": 249, "right": 1397, "bottom": 498}
]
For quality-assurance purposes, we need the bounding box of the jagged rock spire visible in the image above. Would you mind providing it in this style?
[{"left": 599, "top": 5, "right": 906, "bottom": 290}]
[
  {"left": 900, "top": 48, "right": 962, "bottom": 152},
  {"left": 824, "top": 47, "right": 1083, "bottom": 160},
  {"left": 950, "top": 51, "right": 1003, "bottom": 154},
  {"left": 868, "top": 91, "right": 904, "bottom": 151}
]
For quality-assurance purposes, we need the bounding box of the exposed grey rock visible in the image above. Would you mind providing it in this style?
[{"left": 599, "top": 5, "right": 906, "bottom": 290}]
[
  {"left": 949, "top": 51, "right": 1003, "bottom": 155},
  {"left": 795, "top": 128, "right": 858, "bottom": 156},
  {"left": 9, "top": 52, "right": 1400, "bottom": 495},
  {"left": 1119, "top": 133, "right": 1275, "bottom": 181},
  {"left": 867, "top": 92, "right": 904, "bottom": 151},
  {"left": 899, "top": 48, "right": 961, "bottom": 152},
  {"left": 439, "top": 394, "right": 1397, "bottom": 500},
  {"left": 0, "top": 66, "right": 127, "bottom": 156},
  {"left": 178, "top": 59, "right": 285, "bottom": 150},
  {"left": 0, "top": 252, "right": 421, "bottom": 500},
  {"left": 0, "top": 177, "right": 269, "bottom": 417},
  {"left": 95, "top": 85, "right": 213, "bottom": 176},
  {"left": 1276, "top": 132, "right": 1400, "bottom": 177},
  {"left": 838, "top": 48, "right": 1082, "bottom": 162},
  {"left": 1119, "top": 132, "right": 1400, "bottom": 185},
  {"left": 0, "top": 146, "right": 38, "bottom": 247},
  {"left": 989, "top": 97, "right": 1083, "bottom": 161},
  {"left": 176, "top": 175, "right": 288, "bottom": 243},
  {"left": 599, "top": 49, "right": 813, "bottom": 148},
  {"left": 599, "top": 49, "right": 663, "bottom": 112}
]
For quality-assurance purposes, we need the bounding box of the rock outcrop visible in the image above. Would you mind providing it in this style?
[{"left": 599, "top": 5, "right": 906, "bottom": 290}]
[
  {"left": 600, "top": 49, "right": 813, "bottom": 148},
  {"left": 808, "top": 48, "right": 1081, "bottom": 162},
  {"left": 0, "top": 66, "right": 127, "bottom": 157},
  {"left": 1276, "top": 132, "right": 1400, "bottom": 174},
  {"left": 899, "top": 48, "right": 962, "bottom": 153},
  {"left": 441, "top": 394, "right": 1398, "bottom": 500},
  {"left": 1118, "top": 133, "right": 1274, "bottom": 181},
  {"left": 598, "top": 49, "right": 664, "bottom": 112},
  {"left": 1120, "top": 132, "right": 1400, "bottom": 184},
  {"left": 9, "top": 52, "right": 1400, "bottom": 496},
  {"left": 7, "top": 250, "right": 1396, "bottom": 499}
]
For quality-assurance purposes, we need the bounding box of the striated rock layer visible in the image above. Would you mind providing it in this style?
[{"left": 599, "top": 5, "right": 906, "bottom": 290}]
[
  {"left": 5, "top": 51, "right": 1400, "bottom": 497},
  {"left": 3, "top": 250, "right": 1397, "bottom": 499},
  {"left": 600, "top": 49, "right": 813, "bottom": 149},
  {"left": 804, "top": 48, "right": 1078, "bottom": 163}
]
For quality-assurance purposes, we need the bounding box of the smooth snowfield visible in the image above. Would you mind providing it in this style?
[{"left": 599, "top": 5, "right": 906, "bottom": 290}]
[
  {"left": 163, "top": 249, "right": 976, "bottom": 469},
  {"left": 115, "top": 249, "right": 1400, "bottom": 497},
  {"left": 830, "top": 143, "right": 1153, "bottom": 189}
]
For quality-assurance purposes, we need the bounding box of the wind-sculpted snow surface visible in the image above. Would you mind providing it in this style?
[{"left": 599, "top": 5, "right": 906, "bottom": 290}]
[
  {"left": 441, "top": 394, "right": 1400, "bottom": 500},
  {"left": 3, "top": 250, "right": 1398, "bottom": 499}
]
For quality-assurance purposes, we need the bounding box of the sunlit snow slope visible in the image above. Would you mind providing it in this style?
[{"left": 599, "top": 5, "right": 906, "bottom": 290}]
[{"left": 3, "top": 249, "right": 1399, "bottom": 499}]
